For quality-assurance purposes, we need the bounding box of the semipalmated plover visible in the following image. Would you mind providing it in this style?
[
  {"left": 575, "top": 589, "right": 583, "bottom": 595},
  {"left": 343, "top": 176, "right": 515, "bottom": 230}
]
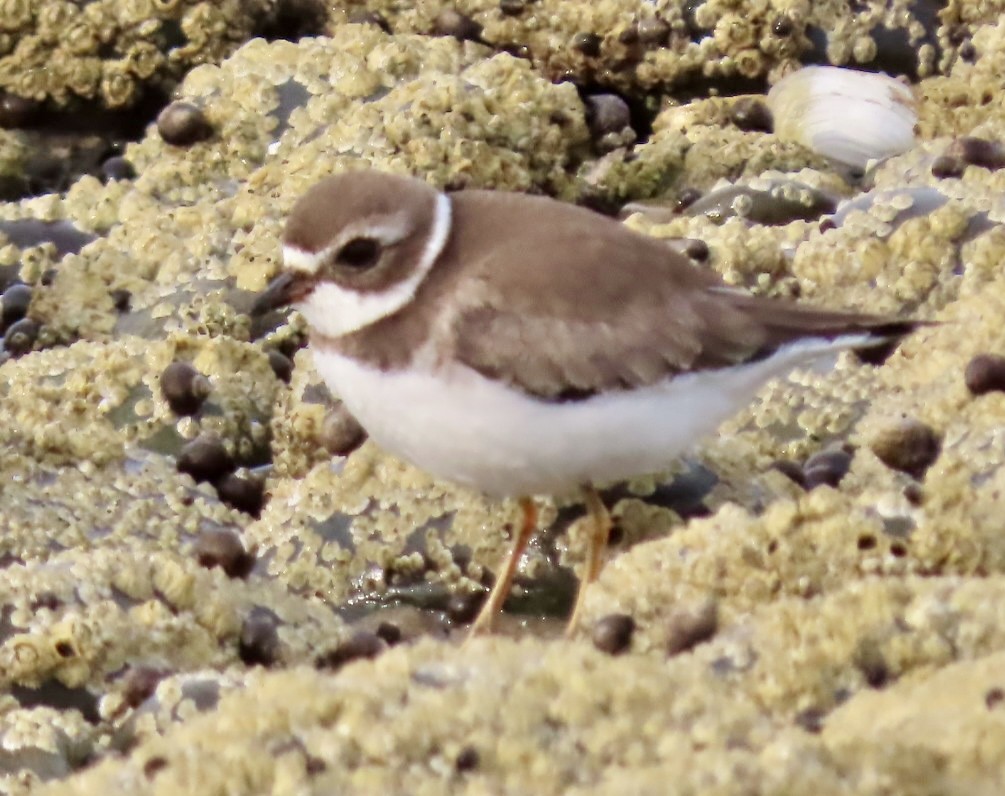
[{"left": 255, "top": 170, "right": 917, "bottom": 637}]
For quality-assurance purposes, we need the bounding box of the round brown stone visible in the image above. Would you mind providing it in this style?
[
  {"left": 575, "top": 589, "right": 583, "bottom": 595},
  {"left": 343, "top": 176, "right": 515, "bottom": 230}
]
[
  {"left": 592, "top": 613, "right": 635, "bottom": 655},
  {"left": 157, "top": 102, "right": 213, "bottom": 147}
]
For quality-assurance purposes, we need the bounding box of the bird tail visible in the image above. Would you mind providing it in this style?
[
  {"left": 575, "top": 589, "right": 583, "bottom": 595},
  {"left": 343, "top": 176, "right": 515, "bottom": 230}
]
[{"left": 717, "top": 290, "right": 928, "bottom": 364}]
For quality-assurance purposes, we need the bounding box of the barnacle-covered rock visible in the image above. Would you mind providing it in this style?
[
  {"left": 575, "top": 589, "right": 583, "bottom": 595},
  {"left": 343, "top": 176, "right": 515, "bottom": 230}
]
[
  {"left": 0, "top": 0, "right": 281, "bottom": 109},
  {"left": 325, "top": 0, "right": 955, "bottom": 98},
  {"left": 4, "top": 8, "right": 1005, "bottom": 796}
]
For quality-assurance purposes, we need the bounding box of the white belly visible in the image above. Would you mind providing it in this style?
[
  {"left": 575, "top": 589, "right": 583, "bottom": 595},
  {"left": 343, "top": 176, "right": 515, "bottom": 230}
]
[{"left": 311, "top": 340, "right": 859, "bottom": 498}]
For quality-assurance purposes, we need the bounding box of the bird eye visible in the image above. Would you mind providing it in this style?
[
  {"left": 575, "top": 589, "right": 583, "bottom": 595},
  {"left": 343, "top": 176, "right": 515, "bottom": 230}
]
[{"left": 336, "top": 237, "right": 381, "bottom": 269}]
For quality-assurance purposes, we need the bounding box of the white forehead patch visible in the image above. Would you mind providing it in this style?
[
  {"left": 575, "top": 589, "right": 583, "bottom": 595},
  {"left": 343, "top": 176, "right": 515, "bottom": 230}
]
[
  {"left": 290, "top": 191, "right": 452, "bottom": 338},
  {"left": 283, "top": 245, "right": 325, "bottom": 275}
]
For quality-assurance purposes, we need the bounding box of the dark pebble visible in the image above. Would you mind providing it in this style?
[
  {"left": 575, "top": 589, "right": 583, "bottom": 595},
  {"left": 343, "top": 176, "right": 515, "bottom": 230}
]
[
  {"left": 964, "top": 353, "right": 1005, "bottom": 395},
  {"left": 215, "top": 470, "right": 266, "bottom": 518},
  {"left": 433, "top": 9, "right": 483, "bottom": 42},
  {"left": 321, "top": 405, "right": 367, "bottom": 456},
  {"left": 666, "top": 601, "right": 717, "bottom": 656},
  {"left": 571, "top": 32, "right": 602, "bottom": 57},
  {"left": 637, "top": 17, "right": 670, "bottom": 46},
  {"left": 959, "top": 40, "right": 977, "bottom": 62},
  {"left": 683, "top": 238, "right": 709, "bottom": 261},
  {"left": 772, "top": 15, "right": 794, "bottom": 36},
  {"left": 903, "top": 483, "right": 924, "bottom": 505},
  {"left": 121, "top": 666, "right": 168, "bottom": 708},
  {"left": 869, "top": 418, "right": 941, "bottom": 479},
  {"left": 159, "top": 361, "right": 211, "bottom": 416},
  {"left": 930, "top": 154, "right": 965, "bottom": 179},
  {"left": 0, "top": 91, "right": 40, "bottom": 128},
  {"left": 39, "top": 268, "right": 58, "bottom": 287},
  {"left": 730, "top": 97, "right": 773, "bottom": 133},
  {"left": 592, "top": 613, "right": 635, "bottom": 655},
  {"left": 193, "top": 528, "right": 255, "bottom": 578},
  {"left": 985, "top": 687, "right": 1004, "bottom": 709},
  {"left": 177, "top": 433, "right": 234, "bottom": 483},
  {"left": 455, "top": 746, "right": 480, "bottom": 772},
  {"left": 143, "top": 757, "right": 169, "bottom": 780},
  {"left": 110, "top": 288, "right": 132, "bottom": 312},
  {"left": 3, "top": 317, "right": 38, "bottom": 357},
  {"left": 446, "top": 592, "right": 484, "bottom": 624},
  {"left": 584, "top": 94, "right": 631, "bottom": 138},
  {"left": 802, "top": 449, "right": 853, "bottom": 489},
  {"left": 499, "top": 0, "right": 525, "bottom": 15},
  {"left": 267, "top": 349, "right": 294, "bottom": 383},
  {"left": 946, "top": 136, "right": 1005, "bottom": 170},
  {"left": 305, "top": 756, "right": 327, "bottom": 775},
  {"left": 101, "top": 156, "right": 136, "bottom": 182},
  {"left": 315, "top": 630, "right": 386, "bottom": 671},
  {"left": 157, "top": 102, "right": 213, "bottom": 147},
  {"left": 375, "top": 622, "right": 403, "bottom": 646},
  {"left": 794, "top": 707, "right": 825, "bottom": 733},
  {"left": 239, "top": 608, "right": 282, "bottom": 667},
  {"left": 1, "top": 283, "right": 32, "bottom": 330}
]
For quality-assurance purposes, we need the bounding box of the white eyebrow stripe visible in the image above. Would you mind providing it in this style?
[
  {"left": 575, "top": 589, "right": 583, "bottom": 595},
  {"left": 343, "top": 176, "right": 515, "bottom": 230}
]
[{"left": 283, "top": 244, "right": 328, "bottom": 274}]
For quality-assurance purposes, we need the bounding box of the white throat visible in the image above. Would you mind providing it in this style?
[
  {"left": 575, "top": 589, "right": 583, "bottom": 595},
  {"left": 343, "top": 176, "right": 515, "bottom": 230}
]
[{"left": 287, "top": 191, "right": 452, "bottom": 338}]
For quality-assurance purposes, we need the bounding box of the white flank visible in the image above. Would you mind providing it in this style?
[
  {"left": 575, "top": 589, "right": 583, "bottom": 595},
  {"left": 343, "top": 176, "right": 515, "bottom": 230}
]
[
  {"left": 768, "top": 66, "right": 916, "bottom": 170},
  {"left": 311, "top": 334, "right": 874, "bottom": 499},
  {"left": 289, "top": 191, "right": 452, "bottom": 338}
]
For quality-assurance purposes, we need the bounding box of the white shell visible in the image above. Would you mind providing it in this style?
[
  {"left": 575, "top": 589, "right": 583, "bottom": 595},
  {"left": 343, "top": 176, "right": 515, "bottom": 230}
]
[{"left": 768, "top": 66, "right": 916, "bottom": 170}]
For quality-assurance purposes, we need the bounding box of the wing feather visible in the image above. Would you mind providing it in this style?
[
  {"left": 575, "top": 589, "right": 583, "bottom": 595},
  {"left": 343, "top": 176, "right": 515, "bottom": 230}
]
[{"left": 438, "top": 191, "right": 909, "bottom": 401}]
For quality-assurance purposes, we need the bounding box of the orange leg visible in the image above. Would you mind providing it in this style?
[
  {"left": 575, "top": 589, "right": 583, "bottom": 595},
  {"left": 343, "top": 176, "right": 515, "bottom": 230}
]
[
  {"left": 565, "top": 484, "right": 611, "bottom": 637},
  {"left": 468, "top": 497, "right": 538, "bottom": 638}
]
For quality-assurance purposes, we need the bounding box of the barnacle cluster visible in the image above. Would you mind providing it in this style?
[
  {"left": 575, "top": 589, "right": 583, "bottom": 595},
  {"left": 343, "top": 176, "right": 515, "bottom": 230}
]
[
  {"left": 0, "top": 0, "right": 278, "bottom": 108},
  {"left": 335, "top": 0, "right": 996, "bottom": 95}
]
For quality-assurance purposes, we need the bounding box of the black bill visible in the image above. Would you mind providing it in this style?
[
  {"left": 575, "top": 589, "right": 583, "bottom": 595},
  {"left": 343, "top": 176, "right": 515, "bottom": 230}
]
[{"left": 251, "top": 271, "right": 317, "bottom": 315}]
